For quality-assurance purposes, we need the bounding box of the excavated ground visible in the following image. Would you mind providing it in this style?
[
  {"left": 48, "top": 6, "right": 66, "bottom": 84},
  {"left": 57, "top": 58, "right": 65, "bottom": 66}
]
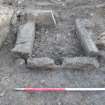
[{"left": 0, "top": 0, "right": 105, "bottom": 105}]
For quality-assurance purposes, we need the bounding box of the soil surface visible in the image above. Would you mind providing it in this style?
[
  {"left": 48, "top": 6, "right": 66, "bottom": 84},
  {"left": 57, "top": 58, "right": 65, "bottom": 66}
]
[{"left": 0, "top": 0, "right": 105, "bottom": 105}]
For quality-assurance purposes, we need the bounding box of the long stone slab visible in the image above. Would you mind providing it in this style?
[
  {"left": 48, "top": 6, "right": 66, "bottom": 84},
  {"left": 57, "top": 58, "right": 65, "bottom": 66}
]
[
  {"left": 62, "top": 57, "right": 99, "bottom": 70},
  {"left": 24, "top": 9, "right": 56, "bottom": 25},
  {"left": 12, "top": 21, "right": 35, "bottom": 58},
  {"left": 0, "top": 6, "right": 13, "bottom": 48},
  {"left": 75, "top": 18, "right": 99, "bottom": 56},
  {"left": 27, "top": 57, "right": 56, "bottom": 69}
]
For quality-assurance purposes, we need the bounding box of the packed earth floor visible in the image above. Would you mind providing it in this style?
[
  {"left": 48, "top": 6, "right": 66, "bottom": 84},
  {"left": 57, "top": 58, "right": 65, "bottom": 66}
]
[{"left": 0, "top": 0, "right": 105, "bottom": 104}]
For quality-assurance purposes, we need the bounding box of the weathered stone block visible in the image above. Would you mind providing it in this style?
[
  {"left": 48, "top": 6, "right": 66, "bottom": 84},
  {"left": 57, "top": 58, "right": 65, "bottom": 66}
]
[
  {"left": 27, "top": 57, "right": 55, "bottom": 69},
  {"left": 63, "top": 57, "right": 99, "bottom": 70},
  {"left": 75, "top": 18, "right": 99, "bottom": 56},
  {"left": 12, "top": 21, "right": 35, "bottom": 58}
]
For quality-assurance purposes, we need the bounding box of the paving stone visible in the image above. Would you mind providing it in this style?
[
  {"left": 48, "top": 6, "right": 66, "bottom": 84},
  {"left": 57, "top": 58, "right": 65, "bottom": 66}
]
[
  {"left": 27, "top": 57, "right": 56, "bottom": 69},
  {"left": 62, "top": 57, "right": 99, "bottom": 70},
  {"left": 75, "top": 18, "right": 99, "bottom": 56},
  {"left": 12, "top": 21, "right": 35, "bottom": 59}
]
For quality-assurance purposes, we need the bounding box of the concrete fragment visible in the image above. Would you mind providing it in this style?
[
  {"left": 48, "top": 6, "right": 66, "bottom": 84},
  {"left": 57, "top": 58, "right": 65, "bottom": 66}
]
[
  {"left": 75, "top": 18, "right": 99, "bottom": 56},
  {"left": 62, "top": 57, "right": 99, "bottom": 70},
  {"left": 12, "top": 21, "right": 35, "bottom": 58},
  {"left": 27, "top": 57, "right": 56, "bottom": 69},
  {"left": 24, "top": 9, "right": 56, "bottom": 25},
  {"left": 0, "top": 6, "right": 13, "bottom": 48}
]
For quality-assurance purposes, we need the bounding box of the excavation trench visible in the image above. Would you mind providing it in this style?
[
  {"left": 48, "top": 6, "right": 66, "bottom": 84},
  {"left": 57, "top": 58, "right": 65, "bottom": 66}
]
[
  {"left": 12, "top": 9, "right": 100, "bottom": 69},
  {"left": 32, "top": 24, "right": 84, "bottom": 65}
]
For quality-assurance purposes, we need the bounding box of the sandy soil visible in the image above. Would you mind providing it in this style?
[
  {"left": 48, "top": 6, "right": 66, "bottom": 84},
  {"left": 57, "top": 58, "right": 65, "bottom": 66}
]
[{"left": 0, "top": 0, "right": 105, "bottom": 105}]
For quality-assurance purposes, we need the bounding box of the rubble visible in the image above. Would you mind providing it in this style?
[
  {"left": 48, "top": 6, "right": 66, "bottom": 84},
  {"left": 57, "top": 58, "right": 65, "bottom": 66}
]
[
  {"left": 62, "top": 57, "right": 99, "bottom": 70},
  {"left": 27, "top": 57, "right": 56, "bottom": 69},
  {"left": 75, "top": 18, "right": 99, "bottom": 56},
  {"left": 0, "top": 6, "right": 14, "bottom": 48},
  {"left": 12, "top": 21, "right": 35, "bottom": 59}
]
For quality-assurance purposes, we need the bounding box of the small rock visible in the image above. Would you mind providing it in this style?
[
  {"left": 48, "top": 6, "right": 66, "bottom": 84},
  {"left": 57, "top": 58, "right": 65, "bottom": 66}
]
[
  {"left": 15, "top": 58, "right": 25, "bottom": 65},
  {"left": 0, "top": 91, "right": 5, "bottom": 97},
  {"left": 90, "top": 13, "right": 94, "bottom": 17},
  {"left": 17, "top": 0, "right": 24, "bottom": 4},
  {"left": 58, "top": 102, "right": 62, "bottom": 105},
  {"left": 40, "top": 80, "right": 46, "bottom": 85}
]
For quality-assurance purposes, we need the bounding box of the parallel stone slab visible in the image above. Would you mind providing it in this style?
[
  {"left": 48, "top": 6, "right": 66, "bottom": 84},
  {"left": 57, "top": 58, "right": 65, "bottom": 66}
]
[
  {"left": 75, "top": 18, "right": 99, "bottom": 56},
  {"left": 27, "top": 57, "right": 56, "bottom": 69},
  {"left": 62, "top": 57, "right": 99, "bottom": 70},
  {"left": 12, "top": 21, "right": 35, "bottom": 58},
  {"left": 24, "top": 9, "right": 56, "bottom": 25},
  {"left": 0, "top": 6, "right": 13, "bottom": 48}
]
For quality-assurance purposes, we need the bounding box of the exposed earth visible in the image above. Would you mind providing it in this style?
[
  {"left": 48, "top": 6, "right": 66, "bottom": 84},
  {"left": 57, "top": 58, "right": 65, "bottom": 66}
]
[{"left": 0, "top": 0, "right": 105, "bottom": 105}]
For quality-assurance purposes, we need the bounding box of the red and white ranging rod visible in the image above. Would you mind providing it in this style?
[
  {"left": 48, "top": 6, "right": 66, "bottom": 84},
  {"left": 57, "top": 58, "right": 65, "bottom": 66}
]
[{"left": 14, "top": 88, "right": 105, "bottom": 92}]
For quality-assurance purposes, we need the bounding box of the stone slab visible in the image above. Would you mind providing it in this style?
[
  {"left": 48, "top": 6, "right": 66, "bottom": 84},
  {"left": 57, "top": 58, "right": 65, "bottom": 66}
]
[
  {"left": 27, "top": 57, "right": 56, "bottom": 69},
  {"left": 63, "top": 57, "right": 99, "bottom": 70},
  {"left": 75, "top": 18, "right": 99, "bottom": 56},
  {"left": 12, "top": 21, "right": 35, "bottom": 58}
]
